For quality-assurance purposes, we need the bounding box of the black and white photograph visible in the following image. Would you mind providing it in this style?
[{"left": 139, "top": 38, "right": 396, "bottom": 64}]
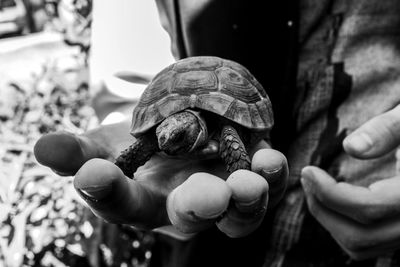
[{"left": 1, "top": 1, "right": 400, "bottom": 267}]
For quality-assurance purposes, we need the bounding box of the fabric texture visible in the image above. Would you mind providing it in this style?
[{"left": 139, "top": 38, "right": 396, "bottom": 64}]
[{"left": 266, "top": 1, "right": 400, "bottom": 266}]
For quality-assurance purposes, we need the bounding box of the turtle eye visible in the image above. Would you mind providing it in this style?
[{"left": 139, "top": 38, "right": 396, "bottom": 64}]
[{"left": 173, "top": 131, "right": 185, "bottom": 143}]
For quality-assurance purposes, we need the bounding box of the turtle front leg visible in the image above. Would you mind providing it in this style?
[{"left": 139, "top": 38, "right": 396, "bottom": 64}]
[
  {"left": 114, "top": 133, "right": 159, "bottom": 178},
  {"left": 219, "top": 125, "right": 251, "bottom": 173}
]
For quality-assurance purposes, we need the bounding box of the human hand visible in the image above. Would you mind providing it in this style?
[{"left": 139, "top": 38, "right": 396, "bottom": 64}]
[
  {"left": 34, "top": 120, "right": 288, "bottom": 238},
  {"left": 301, "top": 105, "right": 400, "bottom": 260}
]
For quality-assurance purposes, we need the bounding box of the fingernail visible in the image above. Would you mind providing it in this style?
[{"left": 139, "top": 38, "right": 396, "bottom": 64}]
[
  {"left": 344, "top": 132, "right": 373, "bottom": 153},
  {"left": 235, "top": 197, "right": 262, "bottom": 213},
  {"left": 260, "top": 167, "right": 283, "bottom": 184},
  {"left": 77, "top": 185, "right": 112, "bottom": 202}
]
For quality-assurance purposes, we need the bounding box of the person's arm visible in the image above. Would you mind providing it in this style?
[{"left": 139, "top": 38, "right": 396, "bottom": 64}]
[{"left": 302, "top": 104, "right": 400, "bottom": 260}]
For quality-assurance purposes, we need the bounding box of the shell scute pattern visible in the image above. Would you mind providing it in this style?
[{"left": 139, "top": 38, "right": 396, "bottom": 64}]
[
  {"left": 223, "top": 99, "right": 253, "bottom": 129},
  {"left": 255, "top": 100, "right": 273, "bottom": 128},
  {"left": 173, "top": 56, "right": 222, "bottom": 72},
  {"left": 131, "top": 102, "right": 163, "bottom": 135},
  {"left": 131, "top": 56, "right": 273, "bottom": 137},
  {"left": 223, "top": 60, "right": 267, "bottom": 98},
  {"left": 172, "top": 71, "right": 218, "bottom": 95},
  {"left": 216, "top": 67, "right": 261, "bottom": 103},
  {"left": 248, "top": 103, "right": 268, "bottom": 130},
  {"left": 195, "top": 93, "right": 234, "bottom": 117},
  {"left": 138, "top": 71, "right": 172, "bottom": 107},
  {"left": 156, "top": 95, "right": 188, "bottom": 117}
]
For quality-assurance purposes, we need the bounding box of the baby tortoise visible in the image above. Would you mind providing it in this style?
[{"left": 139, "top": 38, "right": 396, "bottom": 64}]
[{"left": 115, "top": 56, "right": 273, "bottom": 178}]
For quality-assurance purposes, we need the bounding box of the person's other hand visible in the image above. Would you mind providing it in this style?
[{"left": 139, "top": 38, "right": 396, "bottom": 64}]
[
  {"left": 34, "top": 120, "right": 288, "bottom": 238},
  {"left": 301, "top": 105, "right": 400, "bottom": 260}
]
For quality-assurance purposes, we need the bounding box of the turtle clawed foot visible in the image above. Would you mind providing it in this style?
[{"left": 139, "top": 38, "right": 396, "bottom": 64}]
[{"left": 226, "top": 157, "right": 251, "bottom": 173}]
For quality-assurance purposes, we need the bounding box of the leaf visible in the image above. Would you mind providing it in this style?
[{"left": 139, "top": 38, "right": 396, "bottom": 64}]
[
  {"left": 2, "top": 202, "right": 37, "bottom": 267},
  {"left": 0, "top": 152, "right": 27, "bottom": 203}
]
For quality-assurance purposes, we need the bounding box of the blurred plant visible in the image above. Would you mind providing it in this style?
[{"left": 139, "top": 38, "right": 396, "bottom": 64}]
[
  {"left": 43, "top": 0, "right": 92, "bottom": 61},
  {"left": 0, "top": 48, "right": 154, "bottom": 267},
  {"left": 61, "top": 0, "right": 91, "bottom": 55}
]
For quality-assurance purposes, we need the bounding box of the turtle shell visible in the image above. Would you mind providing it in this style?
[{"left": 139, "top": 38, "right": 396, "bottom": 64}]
[{"left": 131, "top": 56, "right": 273, "bottom": 137}]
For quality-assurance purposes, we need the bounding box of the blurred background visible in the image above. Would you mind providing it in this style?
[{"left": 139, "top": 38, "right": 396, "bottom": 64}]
[{"left": 0, "top": 1, "right": 174, "bottom": 266}]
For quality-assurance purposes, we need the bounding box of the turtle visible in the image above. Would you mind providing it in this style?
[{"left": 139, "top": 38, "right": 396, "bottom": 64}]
[{"left": 114, "top": 56, "right": 274, "bottom": 178}]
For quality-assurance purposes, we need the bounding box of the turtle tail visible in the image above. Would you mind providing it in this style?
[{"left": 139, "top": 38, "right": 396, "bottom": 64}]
[
  {"left": 219, "top": 125, "right": 251, "bottom": 173},
  {"left": 114, "top": 133, "right": 158, "bottom": 178}
]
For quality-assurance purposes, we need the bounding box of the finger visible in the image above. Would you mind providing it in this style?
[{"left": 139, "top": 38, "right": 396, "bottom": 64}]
[
  {"left": 343, "top": 104, "right": 400, "bottom": 159},
  {"left": 34, "top": 131, "right": 108, "bottom": 175},
  {"left": 34, "top": 121, "right": 133, "bottom": 175},
  {"left": 251, "top": 148, "right": 288, "bottom": 208},
  {"left": 216, "top": 149, "right": 287, "bottom": 238},
  {"left": 167, "top": 172, "right": 231, "bottom": 234},
  {"left": 216, "top": 170, "right": 268, "bottom": 238},
  {"left": 304, "top": 192, "right": 400, "bottom": 260},
  {"left": 75, "top": 158, "right": 168, "bottom": 229},
  {"left": 301, "top": 166, "right": 400, "bottom": 224}
]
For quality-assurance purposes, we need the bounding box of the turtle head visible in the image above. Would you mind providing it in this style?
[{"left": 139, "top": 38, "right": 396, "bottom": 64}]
[{"left": 155, "top": 111, "right": 208, "bottom": 155}]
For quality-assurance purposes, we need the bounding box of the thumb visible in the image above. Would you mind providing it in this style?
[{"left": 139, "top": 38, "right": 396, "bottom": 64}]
[{"left": 343, "top": 104, "right": 400, "bottom": 159}]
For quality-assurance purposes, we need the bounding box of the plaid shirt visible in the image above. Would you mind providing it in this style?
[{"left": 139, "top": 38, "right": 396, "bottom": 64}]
[
  {"left": 151, "top": 0, "right": 400, "bottom": 266},
  {"left": 265, "top": 1, "right": 400, "bottom": 266}
]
